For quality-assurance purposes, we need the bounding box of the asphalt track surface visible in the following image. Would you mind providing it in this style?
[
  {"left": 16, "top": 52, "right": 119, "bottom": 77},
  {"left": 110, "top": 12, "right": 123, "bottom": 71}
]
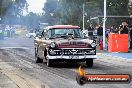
[{"left": 0, "top": 37, "right": 132, "bottom": 88}]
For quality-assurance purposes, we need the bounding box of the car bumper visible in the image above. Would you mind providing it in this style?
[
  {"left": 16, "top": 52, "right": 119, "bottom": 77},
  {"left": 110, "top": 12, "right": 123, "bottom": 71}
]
[{"left": 47, "top": 55, "right": 97, "bottom": 60}]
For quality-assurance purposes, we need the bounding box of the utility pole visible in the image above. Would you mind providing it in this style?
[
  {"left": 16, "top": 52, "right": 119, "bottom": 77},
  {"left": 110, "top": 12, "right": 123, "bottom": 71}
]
[
  {"left": 83, "top": 3, "right": 85, "bottom": 31},
  {"left": 0, "top": 0, "right": 3, "bottom": 22},
  {"left": 103, "top": 0, "right": 106, "bottom": 49},
  {"left": 0, "top": 0, "right": 2, "bottom": 13}
]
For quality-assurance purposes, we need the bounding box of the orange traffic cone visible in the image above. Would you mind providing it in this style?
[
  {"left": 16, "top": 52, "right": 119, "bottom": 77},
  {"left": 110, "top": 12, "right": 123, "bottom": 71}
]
[{"left": 99, "top": 41, "right": 103, "bottom": 50}]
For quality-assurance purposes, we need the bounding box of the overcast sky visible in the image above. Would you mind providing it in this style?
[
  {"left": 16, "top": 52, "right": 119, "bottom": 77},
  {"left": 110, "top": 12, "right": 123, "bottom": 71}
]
[{"left": 26, "top": 0, "right": 46, "bottom": 13}]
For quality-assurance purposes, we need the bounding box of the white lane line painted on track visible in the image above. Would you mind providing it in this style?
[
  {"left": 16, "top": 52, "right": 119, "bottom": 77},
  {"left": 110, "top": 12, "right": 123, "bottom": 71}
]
[{"left": 0, "top": 47, "right": 30, "bottom": 49}]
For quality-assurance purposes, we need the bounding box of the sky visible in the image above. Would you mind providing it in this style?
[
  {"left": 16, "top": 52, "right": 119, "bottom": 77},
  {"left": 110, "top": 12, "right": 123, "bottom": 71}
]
[{"left": 26, "top": 0, "right": 47, "bottom": 13}]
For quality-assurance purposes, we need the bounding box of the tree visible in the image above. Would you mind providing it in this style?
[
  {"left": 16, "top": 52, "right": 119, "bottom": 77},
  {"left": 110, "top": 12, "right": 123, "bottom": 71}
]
[
  {"left": 57, "top": 0, "right": 84, "bottom": 26},
  {"left": 23, "top": 12, "right": 41, "bottom": 29},
  {"left": 106, "top": 0, "right": 130, "bottom": 26},
  {"left": 0, "top": 0, "right": 28, "bottom": 24},
  {"left": 42, "top": 0, "right": 58, "bottom": 25},
  {"left": 42, "top": 0, "right": 130, "bottom": 27}
]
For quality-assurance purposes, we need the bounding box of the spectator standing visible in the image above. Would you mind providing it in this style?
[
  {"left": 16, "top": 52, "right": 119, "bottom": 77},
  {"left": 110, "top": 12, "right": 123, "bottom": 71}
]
[
  {"left": 97, "top": 25, "right": 103, "bottom": 44},
  {"left": 129, "top": 25, "right": 132, "bottom": 49},
  {"left": 110, "top": 26, "right": 115, "bottom": 33},
  {"left": 0, "top": 24, "right": 5, "bottom": 40},
  {"left": 87, "top": 24, "right": 94, "bottom": 39},
  {"left": 118, "top": 22, "right": 131, "bottom": 51},
  {"left": 105, "top": 27, "right": 110, "bottom": 41},
  {"left": 10, "top": 26, "right": 15, "bottom": 38},
  {"left": 6, "top": 25, "right": 11, "bottom": 37},
  {"left": 118, "top": 22, "right": 128, "bottom": 34}
]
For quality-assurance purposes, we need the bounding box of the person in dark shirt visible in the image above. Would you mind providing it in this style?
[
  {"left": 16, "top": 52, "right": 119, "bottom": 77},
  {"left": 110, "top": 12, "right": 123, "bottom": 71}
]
[
  {"left": 87, "top": 24, "right": 94, "bottom": 35},
  {"left": 119, "top": 25, "right": 128, "bottom": 34},
  {"left": 97, "top": 25, "right": 103, "bottom": 36},
  {"left": 118, "top": 22, "right": 131, "bottom": 51},
  {"left": 87, "top": 24, "right": 94, "bottom": 39},
  {"left": 97, "top": 25, "right": 103, "bottom": 44},
  {"left": 129, "top": 26, "right": 132, "bottom": 49},
  {"left": 118, "top": 22, "right": 129, "bottom": 34},
  {"left": 110, "top": 26, "right": 115, "bottom": 33}
]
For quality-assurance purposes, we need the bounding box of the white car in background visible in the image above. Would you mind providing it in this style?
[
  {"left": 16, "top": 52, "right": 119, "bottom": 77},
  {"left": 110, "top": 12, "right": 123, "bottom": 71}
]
[{"left": 26, "top": 30, "right": 36, "bottom": 38}]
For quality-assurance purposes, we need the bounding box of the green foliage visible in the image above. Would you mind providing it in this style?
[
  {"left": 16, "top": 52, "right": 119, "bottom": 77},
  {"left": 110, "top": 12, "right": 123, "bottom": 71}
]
[
  {"left": 0, "top": 0, "right": 28, "bottom": 24},
  {"left": 106, "top": 0, "right": 130, "bottom": 27},
  {"left": 42, "top": 0, "right": 130, "bottom": 27},
  {"left": 107, "top": 0, "right": 129, "bottom": 15},
  {"left": 23, "top": 12, "right": 41, "bottom": 29},
  {"left": 42, "top": 0, "right": 58, "bottom": 25},
  {"left": 43, "top": 0, "right": 58, "bottom": 13}
]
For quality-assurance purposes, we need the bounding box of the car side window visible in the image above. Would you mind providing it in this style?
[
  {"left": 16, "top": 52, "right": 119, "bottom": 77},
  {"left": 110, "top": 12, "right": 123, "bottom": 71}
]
[
  {"left": 41, "top": 30, "right": 48, "bottom": 39},
  {"left": 41, "top": 31, "right": 45, "bottom": 37}
]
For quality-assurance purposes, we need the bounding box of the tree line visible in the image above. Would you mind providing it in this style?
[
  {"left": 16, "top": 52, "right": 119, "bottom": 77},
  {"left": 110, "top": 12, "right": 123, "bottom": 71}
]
[
  {"left": 0, "top": 0, "right": 132, "bottom": 29},
  {"left": 42, "top": 0, "right": 131, "bottom": 28},
  {"left": 0, "top": 0, "right": 28, "bottom": 25}
]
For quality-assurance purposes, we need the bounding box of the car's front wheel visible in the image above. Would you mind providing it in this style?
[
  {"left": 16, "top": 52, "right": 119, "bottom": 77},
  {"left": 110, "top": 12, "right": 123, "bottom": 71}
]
[
  {"left": 35, "top": 47, "right": 43, "bottom": 63},
  {"left": 86, "top": 59, "right": 93, "bottom": 67}
]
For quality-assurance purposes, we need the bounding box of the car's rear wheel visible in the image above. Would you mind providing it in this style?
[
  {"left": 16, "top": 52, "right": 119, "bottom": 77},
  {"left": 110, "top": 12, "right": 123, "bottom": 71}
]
[
  {"left": 86, "top": 59, "right": 93, "bottom": 67},
  {"left": 47, "top": 59, "right": 53, "bottom": 67},
  {"left": 35, "top": 47, "right": 43, "bottom": 63}
]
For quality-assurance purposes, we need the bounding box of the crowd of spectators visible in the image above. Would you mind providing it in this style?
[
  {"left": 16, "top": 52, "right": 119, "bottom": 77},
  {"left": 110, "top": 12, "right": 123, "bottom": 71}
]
[
  {"left": 0, "top": 24, "right": 16, "bottom": 39},
  {"left": 86, "top": 22, "right": 132, "bottom": 49}
]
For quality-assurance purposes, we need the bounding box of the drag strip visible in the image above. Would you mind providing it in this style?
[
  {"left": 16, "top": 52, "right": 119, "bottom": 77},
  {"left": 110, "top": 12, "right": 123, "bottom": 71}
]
[
  {"left": 1, "top": 48, "right": 132, "bottom": 88},
  {"left": 0, "top": 38, "right": 132, "bottom": 88}
]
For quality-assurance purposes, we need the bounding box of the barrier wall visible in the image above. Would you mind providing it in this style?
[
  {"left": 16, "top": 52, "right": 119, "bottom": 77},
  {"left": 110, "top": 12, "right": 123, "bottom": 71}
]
[{"left": 108, "top": 33, "right": 128, "bottom": 52}]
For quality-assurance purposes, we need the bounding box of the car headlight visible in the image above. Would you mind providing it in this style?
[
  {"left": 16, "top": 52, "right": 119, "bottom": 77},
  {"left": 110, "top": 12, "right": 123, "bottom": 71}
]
[
  {"left": 91, "top": 42, "right": 96, "bottom": 47},
  {"left": 49, "top": 49, "right": 56, "bottom": 55},
  {"left": 50, "top": 42, "right": 56, "bottom": 48}
]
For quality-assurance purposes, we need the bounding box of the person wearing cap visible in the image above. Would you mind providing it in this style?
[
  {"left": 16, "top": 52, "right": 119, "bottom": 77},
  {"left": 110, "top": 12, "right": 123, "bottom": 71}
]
[{"left": 118, "top": 22, "right": 132, "bottom": 52}]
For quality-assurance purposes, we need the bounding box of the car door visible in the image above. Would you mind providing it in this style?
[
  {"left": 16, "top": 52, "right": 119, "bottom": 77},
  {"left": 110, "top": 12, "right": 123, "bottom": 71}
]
[
  {"left": 37, "top": 30, "right": 47, "bottom": 59},
  {"left": 34, "top": 30, "right": 43, "bottom": 58}
]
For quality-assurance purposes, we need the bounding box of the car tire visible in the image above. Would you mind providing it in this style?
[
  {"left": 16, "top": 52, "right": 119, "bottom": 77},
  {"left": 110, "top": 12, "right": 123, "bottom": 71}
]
[
  {"left": 86, "top": 59, "right": 93, "bottom": 67},
  {"left": 47, "top": 59, "right": 53, "bottom": 67},
  {"left": 44, "top": 48, "right": 47, "bottom": 60},
  {"left": 35, "top": 47, "right": 43, "bottom": 63}
]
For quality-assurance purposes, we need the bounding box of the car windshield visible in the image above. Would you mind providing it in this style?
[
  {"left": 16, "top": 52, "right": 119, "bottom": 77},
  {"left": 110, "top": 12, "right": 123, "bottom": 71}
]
[{"left": 48, "top": 28, "right": 84, "bottom": 39}]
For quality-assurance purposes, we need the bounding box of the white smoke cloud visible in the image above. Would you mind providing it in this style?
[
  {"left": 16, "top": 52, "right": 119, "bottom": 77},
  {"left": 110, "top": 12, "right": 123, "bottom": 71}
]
[{"left": 27, "top": 0, "right": 46, "bottom": 13}]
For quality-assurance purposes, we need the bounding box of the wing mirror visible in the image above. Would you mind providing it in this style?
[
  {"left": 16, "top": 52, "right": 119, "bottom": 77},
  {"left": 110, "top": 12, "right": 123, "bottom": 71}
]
[
  {"left": 83, "top": 33, "right": 86, "bottom": 36},
  {"left": 44, "top": 29, "right": 47, "bottom": 33},
  {"left": 83, "top": 33, "right": 88, "bottom": 38}
]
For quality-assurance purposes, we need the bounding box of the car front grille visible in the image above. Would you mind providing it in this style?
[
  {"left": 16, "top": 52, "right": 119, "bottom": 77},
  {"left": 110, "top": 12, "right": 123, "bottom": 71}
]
[{"left": 48, "top": 49, "right": 96, "bottom": 56}]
